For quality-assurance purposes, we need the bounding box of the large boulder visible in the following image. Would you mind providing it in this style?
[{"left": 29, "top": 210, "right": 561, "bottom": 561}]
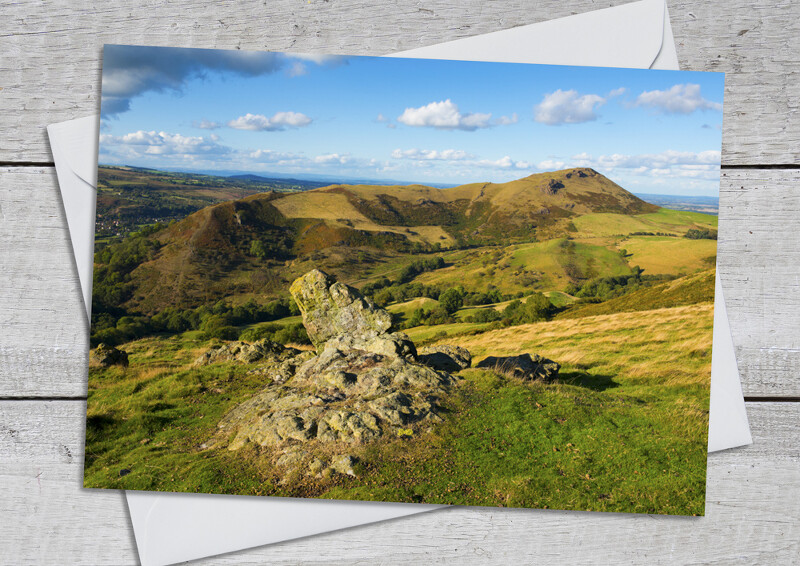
[
  {"left": 213, "top": 269, "right": 472, "bottom": 476},
  {"left": 218, "top": 347, "right": 452, "bottom": 450},
  {"left": 289, "top": 269, "right": 392, "bottom": 349},
  {"left": 476, "top": 353, "right": 560, "bottom": 382},
  {"left": 418, "top": 345, "right": 472, "bottom": 373},
  {"left": 90, "top": 343, "right": 129, "bottom": 368},
  {"left": 194, "top": 339, "right": 299, "bottom": 366}
]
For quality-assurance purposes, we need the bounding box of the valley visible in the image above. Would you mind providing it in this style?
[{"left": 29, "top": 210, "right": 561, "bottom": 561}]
[{"left": 85, "top": 166, "right": 716, "bottom": 513}]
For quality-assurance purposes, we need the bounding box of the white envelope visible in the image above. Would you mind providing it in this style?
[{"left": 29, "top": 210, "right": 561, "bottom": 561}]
[{"left": 48, "top": 1, "right": 750, "bottom": 564}]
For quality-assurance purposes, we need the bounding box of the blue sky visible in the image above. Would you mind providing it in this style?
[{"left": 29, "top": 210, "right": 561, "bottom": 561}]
[{"left": 99, "top": 45, "right": 725, "bottom": 196}]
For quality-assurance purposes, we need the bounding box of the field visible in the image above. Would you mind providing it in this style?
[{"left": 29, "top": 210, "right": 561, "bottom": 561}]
[{"left": 84, "top": 300, "right": 711, "bottom": 515}]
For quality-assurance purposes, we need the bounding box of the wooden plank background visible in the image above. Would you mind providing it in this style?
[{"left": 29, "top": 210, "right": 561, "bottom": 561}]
[{"left": 1, "top": 0, "right": 798, "bottom": 563}]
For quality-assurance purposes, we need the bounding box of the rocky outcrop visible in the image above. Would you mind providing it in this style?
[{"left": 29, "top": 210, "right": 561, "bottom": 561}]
[
  {"left": 207, "top": 269, "right": 560, "bottom": 478},
  {"left": 195, "top": 339, "right": 299, "bottom": 366},
  {"left": 417, "top": 345, "right": 472, "bottom": 373},
  {"left": 90, "top": 343, "right": 129, "bottom": 367},
  {"left": 543, "top": 178, "right": 564, "bottom": 195},
  {"left": 476, "top": 353, "right": 560, "bottom": 382},
  {"left": 210, "top": 270, "right": 456, "bottom": 476},
  {"left": 289, "top": 269, "right": 392, "bottom": 349}
]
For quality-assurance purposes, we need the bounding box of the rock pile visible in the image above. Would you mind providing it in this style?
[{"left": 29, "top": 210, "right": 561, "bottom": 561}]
[
  {"left": 204, "top": 269, "right": 560, "bottom": 478},
  {"left": 195, "top": 339, "right": 299, "bottom": 366},
  {"left": 211, "top": 270, "right": 460, "bottom": 474}
]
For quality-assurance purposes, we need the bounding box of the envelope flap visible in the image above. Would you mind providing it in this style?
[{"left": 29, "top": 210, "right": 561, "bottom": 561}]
[
  {"left": 394, "top": 0, "right": 666, "bottom": 69},
  {"left": 49, "top": 115, "right": 99, "bottom": 187}
]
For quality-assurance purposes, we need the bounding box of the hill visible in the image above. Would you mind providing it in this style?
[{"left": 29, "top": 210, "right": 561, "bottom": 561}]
[{"left": 91, "top": 168, "right": 718, "bottom": 316}]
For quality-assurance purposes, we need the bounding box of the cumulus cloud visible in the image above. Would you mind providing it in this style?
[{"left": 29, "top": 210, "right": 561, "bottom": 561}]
[
  {"left": 534, "top": 89, "right": 606, "bottom": 125},
  {"left": 391, "top": 148, "right": 472, "bottom": 161},
  {"left": 475, "top": 156, "right": 531, "bottom": 170},
  {"left": 286, "top": 53, "right": 349, "bottom": 66},
  {"left": 633, "top": 83, "right": 722, "bottom": 114},
  {"left": 100, "top": 130, "right": 232, "bottom": 159},
  {"left": 570, "top": 149, "right": 722, "bottom": 180},
  {"left": 313, "top": 153, "right": 353, "bottom": 165},
  {"left": 287, "top": 62, "right": 308, "bottom": 77},
  {"left": 390, "top": 146, "right": 531, "bottom": 173},
  {"left": 101, "top": 45, "right": 285, "bottom": 117},
  {"left": 537, "top": 159, "right": 566, "bottom": 170},
  {"left": 227, "top": 111, "right": 312, "bottom": 131},
  {"left": 608, "top": 87, "right": 627, "bottom": 97},
  {"left": 193, "top": 119, "right": 222, "bottom": 130},
  {"left": 397, "top": 99, "right": 493, "bottom": 131},
  {"left": 494, "top": 113, "right": 519, "bottom": 125}
]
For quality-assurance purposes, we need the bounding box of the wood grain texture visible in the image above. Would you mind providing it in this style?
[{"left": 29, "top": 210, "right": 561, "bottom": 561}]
[
  {"left": 2, "top": 166, "right": 798, "bottom": 397},
  {"left": 0, "top": 400, "right": 797, "bottom": 565},
  {"left": 0, "top": 0, "right": 799, "bottom": 165}
]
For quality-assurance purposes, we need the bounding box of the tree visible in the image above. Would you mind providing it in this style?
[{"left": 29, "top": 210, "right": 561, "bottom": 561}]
[
  {"left": 439, "top": 287, "right": 465, "bottom": 314},
  {"left": 249, "top": 239, "right": 267, "bottom": 258}
]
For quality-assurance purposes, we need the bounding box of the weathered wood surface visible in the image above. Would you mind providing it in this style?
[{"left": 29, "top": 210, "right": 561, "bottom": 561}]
[
  {"left": 2, "top": 167, "right": 798, "bottom": 397},
  {"left": 1, "top": 1, "right": 799, "bottom": 564},
  {"left": 0, "top": 0, "right": 799, "bottom": 165},
  {"left": 1, "top": 400, "right": 797, "bottom": 564}
]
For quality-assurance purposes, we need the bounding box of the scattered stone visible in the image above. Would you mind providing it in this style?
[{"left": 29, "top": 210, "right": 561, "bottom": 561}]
[
  {"left": 90, "top": 343, "right": 129, "bottom": 367},
  {"left": 476, "top": 353, "right": 560, "bottom": 382},
  {"left": 194, "top": 339, "right": 298, "bottom": 366},
  {"left": 276, "top": 450, "right": 304, "bottom": 469},
  {"left": 308, "top": 458, "right": 325, "bottom": 475},
  {"left": 331, "top": 455, "right": 357, "bottom": 476},
  {"left": 119, "top": 468, "right": 131, "bottom": 477},
  {"left": 418, "top": 345, "right": 472, "bottom": 373}
]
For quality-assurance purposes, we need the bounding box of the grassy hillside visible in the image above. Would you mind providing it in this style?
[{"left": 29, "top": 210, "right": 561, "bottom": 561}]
[
  {"left": 84, "top": 300, "right": 711, "bottom": 514},
  {"left": 558, "top": 269, "right": 715, "bottom": 319}
]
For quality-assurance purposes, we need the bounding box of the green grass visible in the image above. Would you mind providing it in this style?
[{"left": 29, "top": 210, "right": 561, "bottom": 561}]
[
  {"left": 618, "top": 236, "right": 717, "bottom": 276},
  {"left": 572, "top": 208, "right": 717, "bottom": 238},
  {"left": 84, "top": 301, "right": 711, "bottom": 515}
]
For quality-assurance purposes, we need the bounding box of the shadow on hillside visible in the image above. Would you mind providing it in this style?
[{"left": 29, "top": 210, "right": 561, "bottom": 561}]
[{"left": 556, "top": 370, "right": 619, "bottom": 392}]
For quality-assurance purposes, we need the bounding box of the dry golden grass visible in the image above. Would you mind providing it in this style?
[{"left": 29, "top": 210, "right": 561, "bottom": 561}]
[{"left": 447, "top": 303, "right": 713, "bottom": 388}]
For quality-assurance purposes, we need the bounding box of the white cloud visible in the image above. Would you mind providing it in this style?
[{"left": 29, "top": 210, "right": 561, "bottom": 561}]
[
  {"left": 397, "top": 99, "right": 493, "bottom": 131},
  {"left": 193, "top": 119, "right": 222, "bottom": 130},
  {"left": 227, "top": 111, "right": 312, "bottom": 131},
  {"left": 287, "top": 53, "right": 348, "bottom": 66},
  {"left": 313, "top": 153, "right": 353, "bottom": 165},
  {"left": 494, "top": 113, "right": 519, "bottom": 125},
  {"left": 537, "top": 159, "right": 566, "bottom": 170},
  {"left": 608, "top": 87, "right": 627, "bottom": 97},
  {"left": 534, "top": 89, "right": 606, "bottom": 125},
  {"left": 569, "top": 149, "right": 722, "bottom": 180},
  {"left": 633, "top": 83, "right": 722, "bottom": 114},
  {"left": 287, "top": 62, "right": 308, "bottom": 77},
  {"left": 475, "top": 156, "right": 531, "bottom": 170},
  {"left": 100, "top": 130, "right": 233, "bottom": 160},
  {"left": 391, "top": 148, "right": 472, "bottom": 161}
]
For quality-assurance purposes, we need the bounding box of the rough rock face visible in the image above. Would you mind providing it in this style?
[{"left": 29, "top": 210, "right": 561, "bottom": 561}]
[
  {"left": 418, "top": 345, "right": 472, "bottom": 373},
  {"left": 208, "top": 269, "right": 560, "bottom": 478},
  {"left": 289, "top": 269, "right": 392, "bottom": 349},
  {"left": 210, "top": 270, "right": 456, "bottom": 476},
  {"left": 476, "top": 353, "right": 560, "bottom": 382},
  {"left": 218, "top": 343, "right": 451, "bottom": 451},
  {"left": 543, "top": 178, "right": 565, "bottom": 195},
  {"left": 195, "top": 339, "right": 299, "bottom": 366},
  {"left": 90, "top": 343, "right": 129, "bottom": 367}
]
